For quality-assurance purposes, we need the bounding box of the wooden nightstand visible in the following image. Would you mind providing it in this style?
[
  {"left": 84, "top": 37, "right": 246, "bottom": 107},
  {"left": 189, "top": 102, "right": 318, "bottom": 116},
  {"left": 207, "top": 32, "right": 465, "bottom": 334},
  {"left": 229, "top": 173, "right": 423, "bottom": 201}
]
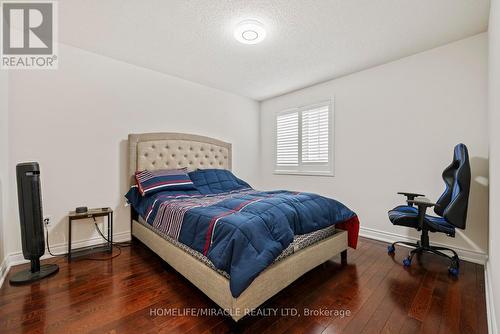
[{"left": 68, "top": 208, "right": 113, "bottom": 261}]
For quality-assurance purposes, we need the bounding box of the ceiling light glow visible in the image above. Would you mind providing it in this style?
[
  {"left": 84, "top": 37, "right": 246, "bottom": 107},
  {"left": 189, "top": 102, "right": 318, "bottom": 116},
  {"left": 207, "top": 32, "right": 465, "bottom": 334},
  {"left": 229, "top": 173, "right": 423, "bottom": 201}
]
[{"left": 234, "top": 20, "right": 266, "bottom": 45}]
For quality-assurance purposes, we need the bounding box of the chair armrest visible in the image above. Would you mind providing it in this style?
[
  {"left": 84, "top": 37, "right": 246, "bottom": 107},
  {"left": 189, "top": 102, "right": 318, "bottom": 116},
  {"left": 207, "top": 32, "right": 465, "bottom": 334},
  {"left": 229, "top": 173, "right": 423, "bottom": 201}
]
[
  {"left": 397, "top": 192, "right": 425, "bottom": 207},
  {"left": 397, "top": 191, "right": 425, "bottom": 199},
  {"left": 407, "top": 199, "right": 439, "bottom": 229},
  {"left": 407, "top": 199, "right": 438, "bottom": 208}
]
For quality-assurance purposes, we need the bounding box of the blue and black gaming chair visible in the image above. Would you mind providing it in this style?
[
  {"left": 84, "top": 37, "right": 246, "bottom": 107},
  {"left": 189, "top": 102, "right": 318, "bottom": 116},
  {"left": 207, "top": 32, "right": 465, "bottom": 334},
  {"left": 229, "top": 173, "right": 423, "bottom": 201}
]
[{"left": 387, "top": 143, "right": 471, "bottom": 276}]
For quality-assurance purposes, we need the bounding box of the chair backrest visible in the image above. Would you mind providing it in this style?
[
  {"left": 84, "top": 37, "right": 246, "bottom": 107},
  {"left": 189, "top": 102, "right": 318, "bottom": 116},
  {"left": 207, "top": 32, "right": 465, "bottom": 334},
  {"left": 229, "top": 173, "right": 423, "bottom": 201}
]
[{"left": 434, "top": 144, "right": 471, "bottom": 229}]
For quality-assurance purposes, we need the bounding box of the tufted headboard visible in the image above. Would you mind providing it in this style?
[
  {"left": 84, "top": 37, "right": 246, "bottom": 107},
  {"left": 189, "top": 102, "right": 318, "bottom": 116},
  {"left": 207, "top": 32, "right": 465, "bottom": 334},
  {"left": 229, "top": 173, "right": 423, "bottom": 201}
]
[{"left": 128, "top": 132, "right": 232, "bottom": 184}]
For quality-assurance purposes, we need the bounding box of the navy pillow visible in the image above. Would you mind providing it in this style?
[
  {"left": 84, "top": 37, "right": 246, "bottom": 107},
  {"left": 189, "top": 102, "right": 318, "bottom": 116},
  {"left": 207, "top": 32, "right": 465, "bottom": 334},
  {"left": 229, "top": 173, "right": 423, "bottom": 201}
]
[
  {"left": 135, "top": 168, "right": 196, "bottom": 196},
  {"left": 188, "top": 169, "right": 251, "bottom": 194}
]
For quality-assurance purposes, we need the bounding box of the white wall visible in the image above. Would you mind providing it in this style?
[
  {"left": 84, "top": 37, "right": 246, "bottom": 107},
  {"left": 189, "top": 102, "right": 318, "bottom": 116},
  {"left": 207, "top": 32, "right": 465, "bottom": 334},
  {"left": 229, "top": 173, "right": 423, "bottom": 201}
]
[
  {"left": 5, "top": 43, "right": 260, "bottom": 257},
  {"left": 488, "top": 0, "right": 500, "bottom": 332},
  {"left": 0, "top": 71, "right": 7, "bottom": 274},
  {"left": 260, "top": 33, "right": 489, "bottom": 259}
]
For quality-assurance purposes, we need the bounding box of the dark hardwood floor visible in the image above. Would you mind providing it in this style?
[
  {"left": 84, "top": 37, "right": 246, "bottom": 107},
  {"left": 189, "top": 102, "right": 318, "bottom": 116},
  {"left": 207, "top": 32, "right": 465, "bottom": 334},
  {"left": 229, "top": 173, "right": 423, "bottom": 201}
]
[{"left": 0, "top": 237, "right": 487, "bottom": 334}]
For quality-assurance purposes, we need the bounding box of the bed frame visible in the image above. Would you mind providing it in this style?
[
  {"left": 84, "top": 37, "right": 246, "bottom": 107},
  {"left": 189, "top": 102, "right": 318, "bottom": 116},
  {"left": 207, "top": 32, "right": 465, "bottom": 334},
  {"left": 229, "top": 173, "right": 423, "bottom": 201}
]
[{"left": 128, "top": 132, "right": 348, "bottom": 321}]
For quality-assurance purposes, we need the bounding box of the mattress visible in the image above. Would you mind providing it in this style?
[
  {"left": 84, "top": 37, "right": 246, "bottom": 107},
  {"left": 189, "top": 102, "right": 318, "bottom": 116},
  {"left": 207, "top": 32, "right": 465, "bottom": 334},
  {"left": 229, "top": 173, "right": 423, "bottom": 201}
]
[{"left": 137, "top": 216, "right": 336, "bottom": 279}]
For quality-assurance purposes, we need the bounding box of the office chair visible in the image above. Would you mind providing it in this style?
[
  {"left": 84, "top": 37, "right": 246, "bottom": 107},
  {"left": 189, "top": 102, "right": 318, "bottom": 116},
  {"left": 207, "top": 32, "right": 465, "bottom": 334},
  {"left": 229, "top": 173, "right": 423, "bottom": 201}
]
[{"left": 387, "top": 143, "right": 470, "bottom": 276}]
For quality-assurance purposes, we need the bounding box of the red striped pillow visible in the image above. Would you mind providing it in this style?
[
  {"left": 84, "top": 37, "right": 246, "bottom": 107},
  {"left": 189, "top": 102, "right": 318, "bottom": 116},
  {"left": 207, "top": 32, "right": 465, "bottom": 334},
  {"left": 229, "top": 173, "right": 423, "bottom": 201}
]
[{"left": 135, "top": 168, "right": 196, "bottom": 196}]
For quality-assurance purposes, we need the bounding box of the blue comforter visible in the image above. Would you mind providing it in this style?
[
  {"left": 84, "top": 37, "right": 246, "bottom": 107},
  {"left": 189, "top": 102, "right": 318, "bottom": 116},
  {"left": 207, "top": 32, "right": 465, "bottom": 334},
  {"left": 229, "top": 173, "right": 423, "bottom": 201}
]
[{"left": 126, "top": 169, "right": 356, "bottom": 297}]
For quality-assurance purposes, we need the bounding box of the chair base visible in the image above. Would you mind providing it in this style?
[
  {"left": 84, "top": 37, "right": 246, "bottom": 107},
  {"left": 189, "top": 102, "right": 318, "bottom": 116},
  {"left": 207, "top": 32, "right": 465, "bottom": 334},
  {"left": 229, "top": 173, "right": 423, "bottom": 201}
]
[{"left": 388, "top": 240, "right": 460, "bottom": 276}]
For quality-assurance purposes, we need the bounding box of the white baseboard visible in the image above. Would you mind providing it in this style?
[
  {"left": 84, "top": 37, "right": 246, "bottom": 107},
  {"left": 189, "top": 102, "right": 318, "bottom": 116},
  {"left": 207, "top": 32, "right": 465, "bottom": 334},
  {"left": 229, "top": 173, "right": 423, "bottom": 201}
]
[
  {"left": 359, "top": 226, "right": 488, "bottom": 265},
  {"left": 0, "top": 231, "right": 131, "bottom": 289},
  {"left": 485, "top": 261, "right": 498, "bottom": 334},
  {"left": 0, "top": 256, "right": 8, "bottom": 290}
]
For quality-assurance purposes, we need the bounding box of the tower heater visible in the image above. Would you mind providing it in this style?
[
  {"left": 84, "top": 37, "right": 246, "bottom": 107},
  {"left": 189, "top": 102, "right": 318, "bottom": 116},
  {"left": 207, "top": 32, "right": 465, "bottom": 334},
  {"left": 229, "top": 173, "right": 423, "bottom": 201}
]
[{"left": 9, "top": 162, "right": 59, "bottom": 285}]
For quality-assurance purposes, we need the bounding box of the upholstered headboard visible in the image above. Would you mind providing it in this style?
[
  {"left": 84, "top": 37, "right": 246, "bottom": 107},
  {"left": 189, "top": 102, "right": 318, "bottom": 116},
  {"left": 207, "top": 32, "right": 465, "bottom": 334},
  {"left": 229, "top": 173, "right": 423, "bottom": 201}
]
[{"left": 128, "top": 133, "right": 232, "bottom": 184}]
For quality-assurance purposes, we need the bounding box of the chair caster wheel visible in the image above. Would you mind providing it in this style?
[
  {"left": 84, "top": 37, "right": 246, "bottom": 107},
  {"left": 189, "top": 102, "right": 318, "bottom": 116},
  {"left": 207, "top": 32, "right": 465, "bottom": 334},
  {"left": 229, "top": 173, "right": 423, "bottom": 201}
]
[
  {"left": 448, "top": 267, "right": 459, "bottom": 276},
  {"left": 403, "top": 257, "right": 411, "bottom": 267},
  {"left": 387, "top": 245, "right": 395, "bottom": 254},
  {"left": 449, "top": 257, "right": 460, "bottom": 276}
]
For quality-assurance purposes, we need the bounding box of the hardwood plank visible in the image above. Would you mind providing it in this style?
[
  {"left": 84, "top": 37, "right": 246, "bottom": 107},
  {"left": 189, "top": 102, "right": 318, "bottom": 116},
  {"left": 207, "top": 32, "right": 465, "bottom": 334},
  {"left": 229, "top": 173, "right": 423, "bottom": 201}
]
[
  {"left": 323, "top": 241, "right": 423, "bottom": 334},
  {"left": 419, "top": 269, "right": 449, "bottom": 333},
  {"left": 266, "top": 240, "right": 387, "bottom": 334},
  {"left": 475, "top": 264, "right": 488, "bottom": 334},
  {"left": 458, "top": 261, "right": 478, "bottom": 333},
  {"left": 407, "top": 270, "right": 437, "bottom": 321},
  {"left": 439, "top": 271, "right": 462, "bottom": 333},
  {"left": 340, "top": 254, "right": 402, "bottom": 334},
  {"left": 240, "top": 244, "right": 373, "bottom": 334}
]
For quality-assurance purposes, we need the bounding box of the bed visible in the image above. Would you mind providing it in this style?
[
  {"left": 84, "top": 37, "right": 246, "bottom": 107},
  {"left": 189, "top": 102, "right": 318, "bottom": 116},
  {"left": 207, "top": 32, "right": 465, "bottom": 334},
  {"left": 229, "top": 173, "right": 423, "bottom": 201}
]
[{"left": 127, "top": 132, "right": 358, "bottom": 321}]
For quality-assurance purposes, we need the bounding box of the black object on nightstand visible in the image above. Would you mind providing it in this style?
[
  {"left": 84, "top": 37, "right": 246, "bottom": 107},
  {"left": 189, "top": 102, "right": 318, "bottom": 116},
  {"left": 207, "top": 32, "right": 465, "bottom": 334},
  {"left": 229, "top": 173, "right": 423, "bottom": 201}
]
[{"left": 68, "top": 207, "right": 113, "bottom": 261}]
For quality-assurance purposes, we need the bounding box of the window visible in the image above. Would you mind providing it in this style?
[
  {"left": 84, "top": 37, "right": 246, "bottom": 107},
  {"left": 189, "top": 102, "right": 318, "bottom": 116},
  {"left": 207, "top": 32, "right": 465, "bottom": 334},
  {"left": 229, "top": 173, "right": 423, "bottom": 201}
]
[{"left": 275, "top": 100, "right": 333, "bottom": 176}]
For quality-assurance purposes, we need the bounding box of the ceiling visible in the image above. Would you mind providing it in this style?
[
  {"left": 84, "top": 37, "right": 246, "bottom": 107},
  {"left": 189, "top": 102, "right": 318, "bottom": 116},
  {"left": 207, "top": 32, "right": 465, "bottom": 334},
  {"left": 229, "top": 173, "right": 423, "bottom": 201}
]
[{"left": 59, "top": 0, "right": 490, "bottom": 101}]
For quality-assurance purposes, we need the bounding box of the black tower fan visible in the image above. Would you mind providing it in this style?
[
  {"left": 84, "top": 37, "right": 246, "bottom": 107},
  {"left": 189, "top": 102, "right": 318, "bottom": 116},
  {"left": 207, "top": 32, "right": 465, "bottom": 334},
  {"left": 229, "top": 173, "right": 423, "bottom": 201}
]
[{"left": 9, "top": 162, "right": 59, "bottom": 284}]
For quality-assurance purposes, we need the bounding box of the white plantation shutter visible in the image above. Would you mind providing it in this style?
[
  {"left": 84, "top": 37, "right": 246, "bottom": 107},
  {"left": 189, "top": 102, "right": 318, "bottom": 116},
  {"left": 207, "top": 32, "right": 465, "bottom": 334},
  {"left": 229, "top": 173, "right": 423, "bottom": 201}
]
[
  {"left": 275, "top": 101, "right": 334, "bottom": 175},
  {"left": 276, "top": 111, "right": 299, "bottom": 166},
  {"left": 302, "top": 105, "right": 329, "bottom": 163}
]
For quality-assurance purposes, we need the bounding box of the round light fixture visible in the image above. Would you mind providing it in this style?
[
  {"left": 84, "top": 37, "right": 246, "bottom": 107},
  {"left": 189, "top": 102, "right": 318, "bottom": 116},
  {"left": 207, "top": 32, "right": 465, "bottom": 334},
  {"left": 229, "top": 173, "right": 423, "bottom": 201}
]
[{"left": 234, "top": 20, "right": 266, "bottom": 45}]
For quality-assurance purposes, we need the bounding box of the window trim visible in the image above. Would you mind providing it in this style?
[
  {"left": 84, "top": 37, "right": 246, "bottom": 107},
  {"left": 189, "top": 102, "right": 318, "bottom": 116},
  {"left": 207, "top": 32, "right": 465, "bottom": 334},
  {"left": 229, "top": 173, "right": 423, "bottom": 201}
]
[{"left": 274, "top": 99, "right": 334, "bottom": 177}]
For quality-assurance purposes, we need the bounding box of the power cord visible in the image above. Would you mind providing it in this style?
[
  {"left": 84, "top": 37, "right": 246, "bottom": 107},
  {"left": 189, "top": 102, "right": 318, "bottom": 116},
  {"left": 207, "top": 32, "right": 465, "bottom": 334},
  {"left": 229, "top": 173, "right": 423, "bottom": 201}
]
[
  {"left": 44, "top": 217, "right": 133, "bottom": 261},
  {"left": 45, "top": 222, "right": 67, "bottom": 257},
  {"left": 79, "top": 230, "right": 122, "bottom": 261},
  {"left": 91, "top": 217, "right": 133, "bottom": 248}
]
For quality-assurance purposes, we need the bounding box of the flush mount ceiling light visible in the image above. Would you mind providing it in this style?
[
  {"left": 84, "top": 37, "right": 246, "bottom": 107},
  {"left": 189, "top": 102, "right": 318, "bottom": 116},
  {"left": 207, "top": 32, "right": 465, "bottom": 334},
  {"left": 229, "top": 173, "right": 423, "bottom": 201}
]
[{"left": 234, "top": 20, "right": 266, "bottom": 45}]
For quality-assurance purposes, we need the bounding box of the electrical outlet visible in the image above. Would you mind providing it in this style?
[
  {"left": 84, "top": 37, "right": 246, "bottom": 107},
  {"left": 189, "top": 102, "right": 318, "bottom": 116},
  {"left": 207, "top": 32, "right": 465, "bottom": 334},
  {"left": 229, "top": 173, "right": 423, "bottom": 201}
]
[{"left": 43, "top": 215, "right": 52, "bottom": 225}]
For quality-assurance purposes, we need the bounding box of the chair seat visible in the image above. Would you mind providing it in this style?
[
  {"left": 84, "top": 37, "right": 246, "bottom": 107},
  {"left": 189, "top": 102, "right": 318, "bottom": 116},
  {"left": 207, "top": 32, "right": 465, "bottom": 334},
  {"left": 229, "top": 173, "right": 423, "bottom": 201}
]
[{"left": 388, "top": 206, "right": 455, "bottom": 236}]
